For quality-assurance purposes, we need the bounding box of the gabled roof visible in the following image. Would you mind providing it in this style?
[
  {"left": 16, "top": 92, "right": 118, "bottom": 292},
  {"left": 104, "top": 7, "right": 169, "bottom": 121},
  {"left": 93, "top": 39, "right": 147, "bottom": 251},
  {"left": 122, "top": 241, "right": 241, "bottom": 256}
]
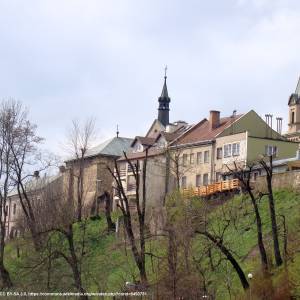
[
  {"left": 82, "top": 136, "right": 133, "bottom": 159},
  {"left": 145, "top": 119, "right": 166, "bottom": 138},
  {"left": 170, "top": 114, "right": 243, "bottom": 146}
]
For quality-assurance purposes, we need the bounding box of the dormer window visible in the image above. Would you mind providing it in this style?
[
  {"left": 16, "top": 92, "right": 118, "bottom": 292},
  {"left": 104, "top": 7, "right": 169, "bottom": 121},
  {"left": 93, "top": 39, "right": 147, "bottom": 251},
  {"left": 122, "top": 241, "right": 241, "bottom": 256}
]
[{"left": 133, "top": 142, "right": 144, "bottom": 153}]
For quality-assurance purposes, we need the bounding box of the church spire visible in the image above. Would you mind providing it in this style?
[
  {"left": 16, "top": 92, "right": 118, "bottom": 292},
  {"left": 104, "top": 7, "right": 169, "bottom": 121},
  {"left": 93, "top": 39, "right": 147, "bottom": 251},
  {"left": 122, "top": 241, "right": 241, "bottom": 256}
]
[{"left": 157, "top": 66, "right": 171, "bottom": 127}]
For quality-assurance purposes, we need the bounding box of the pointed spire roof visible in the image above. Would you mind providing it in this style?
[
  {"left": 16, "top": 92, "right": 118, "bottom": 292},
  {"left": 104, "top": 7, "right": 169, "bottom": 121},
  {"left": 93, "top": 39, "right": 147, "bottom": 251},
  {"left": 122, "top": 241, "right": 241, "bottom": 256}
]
[
  {"left": 288, "top": 76, "right": 300, "bottom": 105},
  {"left": 160, "top": 75, "right": 169, "bottom": 98},
  {"left": 295, "top": 76, "right": 300, "bottom": 96}
]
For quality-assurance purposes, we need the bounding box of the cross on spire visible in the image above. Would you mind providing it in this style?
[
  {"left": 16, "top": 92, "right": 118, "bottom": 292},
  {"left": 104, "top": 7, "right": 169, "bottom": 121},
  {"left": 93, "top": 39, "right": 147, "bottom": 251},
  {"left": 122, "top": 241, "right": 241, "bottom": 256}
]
[{"left": 164, "top": 65, "right": 168, "bottom": 78}]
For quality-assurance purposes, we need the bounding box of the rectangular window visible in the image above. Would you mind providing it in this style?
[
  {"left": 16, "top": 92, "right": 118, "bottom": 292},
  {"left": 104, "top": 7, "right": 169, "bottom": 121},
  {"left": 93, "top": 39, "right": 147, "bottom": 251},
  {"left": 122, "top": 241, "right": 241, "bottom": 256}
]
[
  {"left": 216, "top": 172, "right": 222, "bottom": 182},
  {"left": 190, "top": 153, "right": 195, "bottom": 164},
  {"left": 204, "top": 151, "right": 210, "bottom": 163},
  {"left": 253, "top": 172, "right": 258, "bottom": 181},
  {"left": 224, "top": 144, "right": 232, "bottom": 157},
  {"left": 197, "top": 152, "right": 202, "bottom": 164},
  {"left": 127, "top": 175, "right": 136, "bottom": 191},
  {"left": 265, "top": 145, "right": 277, "bottom": 156},
  {"left": 196, "top": 174, "right": 201, "bottom": 187},
  {"left": 232, "top": 143, "right": 240, "bottom": 156},
  {"left": 127, "top": 163, "right": 133, "bottom": 173},
  {"left": 13, "top": 204, "right": 16, "bottom": 215},
  {"left": 216, "top": 147, "right": 222, "bottom": 159},
  {"left": 182, "top": 154, "right": 188, "bottom": 166},
  {"left": 203, "top": 173, "right": 209, "bottom": 185},
  {"left": 181, "top": 176, "right": 187, "bottom": 189}
]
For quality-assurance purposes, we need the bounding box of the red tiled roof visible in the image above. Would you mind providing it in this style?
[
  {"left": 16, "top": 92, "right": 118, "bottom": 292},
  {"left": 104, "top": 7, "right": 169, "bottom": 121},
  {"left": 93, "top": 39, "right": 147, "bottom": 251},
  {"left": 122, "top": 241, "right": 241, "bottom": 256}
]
[{"left": 171, "top": 115, "right": 243, "bottom": 145}]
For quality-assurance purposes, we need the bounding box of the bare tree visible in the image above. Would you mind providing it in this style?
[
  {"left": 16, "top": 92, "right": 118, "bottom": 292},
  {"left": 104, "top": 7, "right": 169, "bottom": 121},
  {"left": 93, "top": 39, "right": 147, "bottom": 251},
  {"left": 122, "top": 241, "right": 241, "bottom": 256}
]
[
  {"left": 192, "top": 199, "right": 249, "bottom": 290},
  {"left": 165, "top": 143, "right": 195, "bottom": 190},
  {"left": 3, "top": 100, "right": 53, "bottom": 251},
  {"left": 226, "top": 162, "right": 269, "bottom": 271},
  {"left": 259, "top": 155, "right": 283, "bottom": 267},
  {"left": 99, "top": 191, "right": 115, "bottom": 233},
  {"left": 0, "top": 100, "right": 15, "bottom": 287},
  {"left": 108, "top": 150, "right": 149, "bottom": 286},
  {"left": 66, "top": 119, "right": 96, "bottom": 222},
  {"left": 33, "top": 177, "right": 88, "bottom": 300}
]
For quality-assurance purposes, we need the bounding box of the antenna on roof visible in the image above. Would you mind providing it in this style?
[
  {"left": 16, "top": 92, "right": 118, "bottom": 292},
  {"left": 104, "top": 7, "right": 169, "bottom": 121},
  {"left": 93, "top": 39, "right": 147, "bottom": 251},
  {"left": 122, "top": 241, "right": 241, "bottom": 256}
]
[
  {"left": 164, "top": 65, "right": 168, "bottom": 79},
  {"left": 116, "top": 124, "right": 119, "bottom": 138}
]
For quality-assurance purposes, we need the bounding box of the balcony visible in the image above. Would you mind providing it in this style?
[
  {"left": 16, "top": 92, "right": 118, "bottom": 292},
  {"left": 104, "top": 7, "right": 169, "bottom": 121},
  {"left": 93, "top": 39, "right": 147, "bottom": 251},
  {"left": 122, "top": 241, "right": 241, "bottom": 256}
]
[{"left": 182, "top": 179, "right": 240, "bottom": 197}]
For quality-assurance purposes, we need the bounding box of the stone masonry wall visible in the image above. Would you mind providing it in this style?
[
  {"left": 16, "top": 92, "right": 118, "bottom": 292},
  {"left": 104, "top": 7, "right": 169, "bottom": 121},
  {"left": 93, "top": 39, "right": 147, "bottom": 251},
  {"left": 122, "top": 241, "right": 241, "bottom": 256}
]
[{"left": 254, "top": 170, "right": 300, "bottom": 193}]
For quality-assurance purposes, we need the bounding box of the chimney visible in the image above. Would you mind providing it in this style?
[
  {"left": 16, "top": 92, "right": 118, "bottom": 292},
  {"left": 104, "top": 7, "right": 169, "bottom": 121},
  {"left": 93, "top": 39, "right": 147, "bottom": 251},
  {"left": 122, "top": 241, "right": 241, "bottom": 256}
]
[
  {"left": 59, "top": 165, "right": 66, "bottom": 173},
  {"left": 33, "top": 171, "right": 40, "bottom": 178},
  {"left": 209, "top": 110, "right": 220, "bottom": 129}
]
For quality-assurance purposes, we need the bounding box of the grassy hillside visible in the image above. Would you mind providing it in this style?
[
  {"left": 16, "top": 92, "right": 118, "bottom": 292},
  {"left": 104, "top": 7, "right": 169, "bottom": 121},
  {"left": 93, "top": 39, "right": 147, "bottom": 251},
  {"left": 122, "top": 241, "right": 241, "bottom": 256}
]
[
  {"left": 3, "top": 189, "right": 300, "bottom": 299},
  {"left": 191, "top": 189, "right": 300, "bottom": 298}
]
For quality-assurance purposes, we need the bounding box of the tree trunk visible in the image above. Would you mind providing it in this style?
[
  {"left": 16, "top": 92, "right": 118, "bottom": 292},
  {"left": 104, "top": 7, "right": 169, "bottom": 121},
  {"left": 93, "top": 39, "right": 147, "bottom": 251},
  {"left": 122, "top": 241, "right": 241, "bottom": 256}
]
[
  {"left": 77, "top": 175, "right": 83, "bottom": 222},
  {"left": 29, "top": 221, "right": 43, "bottom": 251},
  {"left": 124, "top": 215, "right": 148, "bottom": 285},
  {"left": 167, "top": 228, "right": 177, "bottom": 299},
  {"left": 0, "top": 226, "right": 12, "bottom": 288},
  {"left": 197, "top": 230, "right": 249, "bottom": 290},
  {"left": 104, "top": 192, "right": 115, "bottom": 232},
  {"left": 249, "top": 192, "right": 268, "bottom": 270},
  {"left": 66, "top": 226, "right": 88, "bottom": 300},
  {"left": 266, "top": 177, "right": 283, "bottom": 267}
]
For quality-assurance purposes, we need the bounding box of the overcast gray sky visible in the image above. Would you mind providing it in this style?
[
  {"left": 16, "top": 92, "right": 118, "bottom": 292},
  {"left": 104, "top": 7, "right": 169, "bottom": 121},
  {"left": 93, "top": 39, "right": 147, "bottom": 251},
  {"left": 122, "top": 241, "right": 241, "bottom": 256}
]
[{"left": 0, "top": 0, "right": 300, "bottom": 155}]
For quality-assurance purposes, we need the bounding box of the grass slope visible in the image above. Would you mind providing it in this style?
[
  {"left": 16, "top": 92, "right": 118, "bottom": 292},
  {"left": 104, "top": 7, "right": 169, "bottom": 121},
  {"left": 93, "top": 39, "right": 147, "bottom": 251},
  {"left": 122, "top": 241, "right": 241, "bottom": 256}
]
[{"left": 3, "top": 189, "right": 300, "bottom": 299}]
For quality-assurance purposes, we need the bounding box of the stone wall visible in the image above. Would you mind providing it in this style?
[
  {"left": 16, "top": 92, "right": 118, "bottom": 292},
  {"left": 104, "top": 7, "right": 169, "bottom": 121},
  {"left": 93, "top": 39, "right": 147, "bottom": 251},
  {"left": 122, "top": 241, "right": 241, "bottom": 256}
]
[{"left": 254, "top": 170, "right": 300, "bottom": 193}]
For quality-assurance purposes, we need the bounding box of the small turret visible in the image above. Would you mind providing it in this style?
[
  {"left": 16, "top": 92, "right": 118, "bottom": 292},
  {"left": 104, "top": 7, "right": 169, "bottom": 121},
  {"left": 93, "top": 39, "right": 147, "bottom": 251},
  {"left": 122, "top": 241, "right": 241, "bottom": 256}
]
[{"left": 157, "top": 66, "right": 171, "bottom": 127}]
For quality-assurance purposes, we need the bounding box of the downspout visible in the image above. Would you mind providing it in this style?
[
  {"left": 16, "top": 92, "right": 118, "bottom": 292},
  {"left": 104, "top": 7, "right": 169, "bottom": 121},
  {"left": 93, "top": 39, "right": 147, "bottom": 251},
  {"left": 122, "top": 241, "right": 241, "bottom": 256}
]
[
  {"left": 211, "top": 141, "right": 216, "bottom": 183},
  {"left": 245, "top": 131, "right": 248, "bottom": 166}
]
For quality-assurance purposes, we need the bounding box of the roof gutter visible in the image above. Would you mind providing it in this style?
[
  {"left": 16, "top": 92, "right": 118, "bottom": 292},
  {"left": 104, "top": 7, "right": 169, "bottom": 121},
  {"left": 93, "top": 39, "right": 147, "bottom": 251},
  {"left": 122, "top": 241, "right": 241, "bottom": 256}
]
[{"left": 169, "top": 139, "right": 214, "bottom": 150}]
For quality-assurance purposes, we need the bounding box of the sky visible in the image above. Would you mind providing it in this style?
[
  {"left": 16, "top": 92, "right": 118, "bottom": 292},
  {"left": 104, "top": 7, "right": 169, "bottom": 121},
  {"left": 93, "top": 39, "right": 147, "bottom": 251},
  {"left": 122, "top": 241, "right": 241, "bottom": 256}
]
[{"left": 0, "top": 0, "right": 300, "bottom": 157}]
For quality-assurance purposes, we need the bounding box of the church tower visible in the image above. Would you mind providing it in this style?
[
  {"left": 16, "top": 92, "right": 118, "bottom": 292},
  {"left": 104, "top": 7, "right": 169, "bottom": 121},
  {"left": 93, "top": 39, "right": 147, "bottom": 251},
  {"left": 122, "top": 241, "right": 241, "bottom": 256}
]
[
  {"left": 157, "top": 71, "right": 171, "bottom": 127},
  {"left": 288, "top": 77, "right": 300, "bottom": 134}
]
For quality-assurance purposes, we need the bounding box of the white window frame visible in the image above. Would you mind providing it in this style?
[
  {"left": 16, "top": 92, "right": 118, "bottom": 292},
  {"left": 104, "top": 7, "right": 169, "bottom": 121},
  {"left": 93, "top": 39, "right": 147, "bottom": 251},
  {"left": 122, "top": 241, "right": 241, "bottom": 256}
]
[
  {"left": 224, "top": 144, "right": 232, "bottom": 158},
  {"left": 197, "top": 152, "right": 202, "bottom": 164},
  {"left": 203, "top": 173, "right": 209, "bottom": 185},
  {"left": 204, "top": 151, "right": 210, "bottom": 163},
  {"left": 181, "top": 176, "right": 187, "bottom": 189},
  {"left": 190, "top": 153, "right": 195, "bottom": 164},
  {"left": 232, "top": 142, "right": 240, "bottom": 156},
  {"left": 265, "top": 145, "right": 278, "bottom": 156},
  {"left": 216, "top": 147, "right": 223, "bottom": 159}
]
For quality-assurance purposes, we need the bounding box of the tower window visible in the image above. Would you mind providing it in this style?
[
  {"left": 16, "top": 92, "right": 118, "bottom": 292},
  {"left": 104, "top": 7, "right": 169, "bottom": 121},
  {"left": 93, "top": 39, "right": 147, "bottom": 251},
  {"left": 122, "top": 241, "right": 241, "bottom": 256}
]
[{"left": 292, "top": 111, "right": 295, "bottom": 124}]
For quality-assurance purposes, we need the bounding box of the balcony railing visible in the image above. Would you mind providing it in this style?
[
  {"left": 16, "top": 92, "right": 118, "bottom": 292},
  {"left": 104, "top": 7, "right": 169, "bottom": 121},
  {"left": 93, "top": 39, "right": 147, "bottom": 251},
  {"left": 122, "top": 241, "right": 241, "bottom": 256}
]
[
  {"left": 127, "top": 184, "right": 137, "bottom": 192},
  {"left": 119, "top": 169, "right": 126, "bottom": 177},
  {"left": 182, "top": 179, "right": 240, "bottom": 197}
]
